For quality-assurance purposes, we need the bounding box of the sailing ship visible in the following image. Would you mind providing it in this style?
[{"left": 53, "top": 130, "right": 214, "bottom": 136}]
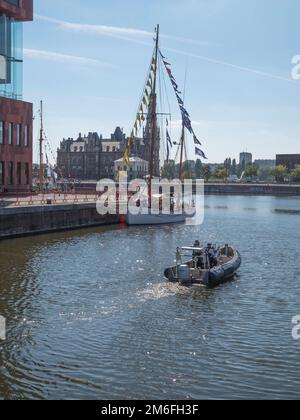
[{"left": 122, "top": 25, "right": 207, "bottom": 225}]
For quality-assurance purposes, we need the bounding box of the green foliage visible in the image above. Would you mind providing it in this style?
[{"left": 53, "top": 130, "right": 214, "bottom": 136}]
[
  {"left": 195, "top": 159, "right": 203, "bottom": 178},
  {"left": 244, "top": 164, "right": 258, "bottom": 178},
  {"left": 215, "top": 167, "right": 228, "bottom": 181},
  {"left": 271, "top": 165, "right": 288, "bottom": 183},
  {"left": 202, "top": 164, "right": 212, "bottom": 182},
  {"left": 291, "top": 165, "right": 300, "bottom": 181}
]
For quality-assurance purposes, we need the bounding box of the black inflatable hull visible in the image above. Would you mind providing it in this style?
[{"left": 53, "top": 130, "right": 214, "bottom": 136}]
[
  {"left": 207, "top": 251, "right": 242, "bottom": 287},
  {"left": 164, "top": 250, "right": 242, "bottom": 288}
]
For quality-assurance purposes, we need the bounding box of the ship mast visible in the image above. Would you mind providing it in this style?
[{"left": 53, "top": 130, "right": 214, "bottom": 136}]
[
  {"left": 149, "top": 24, "right": 159, "bottom": 183},
  {"left": 39, "top": 100, "right": 44, "bottom": 193}
]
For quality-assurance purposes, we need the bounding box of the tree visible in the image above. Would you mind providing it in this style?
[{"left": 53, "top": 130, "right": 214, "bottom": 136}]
[
  {"left": 195, "top": 159, "right": 203, "bottom": 179},
  {"left": 244, "top": 164, "right": 258, "bottom": 178},
  {"left": 161, "top": 161, "right": 175, "bottom": 179},
  {"left": 291, "top": 165, "right": 300, "bottom": 182},
  {"left": 224, "top": 158, "right": 232, "bottom": 177},
  {"left": 202, "top": 164, "right": 212, "bottom": 182},
  {"left": 271, "top": 165, "right": 288, "bottom": 183},
  {"left": 215, "top": 167, "right": 228, "bottom": 182},
  {"left": 258, "top": 167, "right": 272, "bottom": 182},
  {"left": 232, "top": 159, "right": 237, "bottom": 175}
]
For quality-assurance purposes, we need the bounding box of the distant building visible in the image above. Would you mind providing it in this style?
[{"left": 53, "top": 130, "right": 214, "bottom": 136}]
[
  {"left": 114, "top": 157, "right": 149, "bottom": 181},
  {"left": 57, "top": 127, "right": 155, "bottom": 180},
  {"left": 239, "top": 152, "right": 253, "bottom": 167},
  {"left": 254, "top": 159, "right": 276, "bottom": 168},
  {"left": 57, "top": 100, "right": 161, "bottom": 181},
  {"left": 276, "top": 154, "right": 300, "bottom": 171}
]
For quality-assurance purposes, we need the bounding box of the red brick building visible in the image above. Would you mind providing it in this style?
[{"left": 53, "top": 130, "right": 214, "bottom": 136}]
[
  {"left": 276, "top": 154, "right": 300, "bottom": 172},
  {"left": 0, "top": 0, "right": 33, "bottom": 193}
]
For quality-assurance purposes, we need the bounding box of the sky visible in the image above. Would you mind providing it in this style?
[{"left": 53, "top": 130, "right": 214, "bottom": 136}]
[{"left": 23, "top": 0, "right": 300, "bottom": 164}]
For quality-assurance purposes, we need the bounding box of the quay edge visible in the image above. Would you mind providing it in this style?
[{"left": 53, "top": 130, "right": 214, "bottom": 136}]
[{"left": 0, "top": 203, "right": 119, "bottom": 240}]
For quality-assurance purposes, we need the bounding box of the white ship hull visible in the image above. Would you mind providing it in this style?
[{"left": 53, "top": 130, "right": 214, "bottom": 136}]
[{"left": 126, "top": 212, "right": 186, "bottom": 225}]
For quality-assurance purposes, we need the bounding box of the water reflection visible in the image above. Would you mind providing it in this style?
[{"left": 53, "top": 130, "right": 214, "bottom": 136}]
[{"left": 0, "top": 196, "right": 300, "bottom": 399}]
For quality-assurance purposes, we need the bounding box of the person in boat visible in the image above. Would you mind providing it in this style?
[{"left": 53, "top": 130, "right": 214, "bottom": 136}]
[
  {"left": 207, "top": 244, "right": 218, "bottom": 268},
  {"left": 193, "top": 241, "right": 205, "bottom": 269}
]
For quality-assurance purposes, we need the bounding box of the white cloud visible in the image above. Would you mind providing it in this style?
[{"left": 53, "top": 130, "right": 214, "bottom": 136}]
[
  {"left": 35, "top": 14, "right": 214, "bottom": 47},
  {"left": 34, "top": 14, "right": 295, "bottom": 84},
  {"left": 24, "top": 48, "right": 114, "bottom": 68}
]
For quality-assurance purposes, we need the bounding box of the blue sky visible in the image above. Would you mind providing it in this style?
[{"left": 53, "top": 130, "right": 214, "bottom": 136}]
[{"left": 23, "top": 0, "right": 300, "bottom": 163}]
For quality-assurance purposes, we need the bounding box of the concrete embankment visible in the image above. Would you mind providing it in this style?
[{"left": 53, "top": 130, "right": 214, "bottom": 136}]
[
  {"left": 0, "top": 203, "right": 119, "bottom": 240},
  {"left": 77, "top": 181, "right": 300, "bottom": 196},
  {"left": 204, "top": 183, "right": 300, "bottom": 196}
]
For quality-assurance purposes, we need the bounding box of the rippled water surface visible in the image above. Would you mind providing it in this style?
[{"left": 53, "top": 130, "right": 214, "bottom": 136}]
[{"left": 0, "top": 195, "right": 300, "bottom": 400}]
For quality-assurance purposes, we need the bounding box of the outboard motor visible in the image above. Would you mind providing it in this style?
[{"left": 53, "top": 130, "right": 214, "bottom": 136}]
[{"left": 178, "top": 264, "right": 191, "bottom": 284}]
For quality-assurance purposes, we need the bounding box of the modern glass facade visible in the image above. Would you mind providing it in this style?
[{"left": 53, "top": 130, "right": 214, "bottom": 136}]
[{"left": 0, "top": 12, "right": 23, "bottom": 100}]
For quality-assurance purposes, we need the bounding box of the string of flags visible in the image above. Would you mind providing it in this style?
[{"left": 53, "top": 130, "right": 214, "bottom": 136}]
[
  {"left": 159, "top": 50, "right": 207, "bottom": 160},
  {"left": 123, "top": 57, "right": 157, "bottom": 165}
]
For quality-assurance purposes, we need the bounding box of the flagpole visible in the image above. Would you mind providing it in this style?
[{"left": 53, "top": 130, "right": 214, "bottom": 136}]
[
  {"left": 148, "top": 24, "right": 159, "bottom": 203},
  {"left": 39, "top": 100, "right": 44, "bottom": 193}
]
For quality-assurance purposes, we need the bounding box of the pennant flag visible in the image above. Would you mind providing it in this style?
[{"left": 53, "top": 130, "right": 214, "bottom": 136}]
[
  {"left": 183, "top": 115, "right": 193, "bottom": 133},
  {"left": 166, "top": 118, "right": 169, "bottom": 127},
  {"left": 171, "top": 79, "right": 178, "bottom": 89},
  {"left": 193, "top": 134, "right": 202, "bottom": 146},
  {"left": 195, "top": 147, "right": 207, "bottom": 159},
  {"left": 159, "top": 47, "right": 207, "bottom": 160},
  {"left": 176, "top": 95, "right": 184, "bottom": 106},
  {"left": 147, "top": 80, "right": 152, "bottom": 89},
  {"left": 180, "top": 106, "right": 190, "bottom": 118},
  {"left": 166, "top": 129, "right": 172, "bottom": 148},
  {"left": 123, "top": 147, "right": 130, "bottom": 165},
  {"left": 143, "top": 97, "right": 148, "bottom": 106}
]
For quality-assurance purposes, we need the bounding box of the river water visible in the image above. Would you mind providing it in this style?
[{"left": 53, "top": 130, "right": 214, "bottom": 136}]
[{"left": 0, "top": 195, "right": 300, "bottom": 400}]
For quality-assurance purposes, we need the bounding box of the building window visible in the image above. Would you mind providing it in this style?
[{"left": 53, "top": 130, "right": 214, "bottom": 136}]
[
  {"left": 5, "top": 1, "right": 20, "bottom": 6},
  {"left": 0, "top": 14, "right": 23, "bottom": 100},
  {"left": 8, "top": 123, "right": 13, "bottom": 145},
  {"left": 0, "top": 121, "right": 4, "bottom": 144},
  {"left": 17, "top": 162, "right": 21, "bottom": 185},
  {"left": 25, "top": 163, "right": 29, "bottom": 185},
  {"left": 0, "top": 161, "right": 4, "bottom": 185},
  {"left": 24, "top": 125, "right": 29, "bottom": 147},
  {"left": 16, "top": 124, "right": 22, "bottom": 146},
  {"left": 8, "top": 161, "right": 13, "bottom": 185}
]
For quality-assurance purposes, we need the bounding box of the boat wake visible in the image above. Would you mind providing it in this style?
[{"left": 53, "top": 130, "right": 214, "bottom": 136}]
[{"left": 136, "top": 282, "right": 190, "bottom": 303}]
